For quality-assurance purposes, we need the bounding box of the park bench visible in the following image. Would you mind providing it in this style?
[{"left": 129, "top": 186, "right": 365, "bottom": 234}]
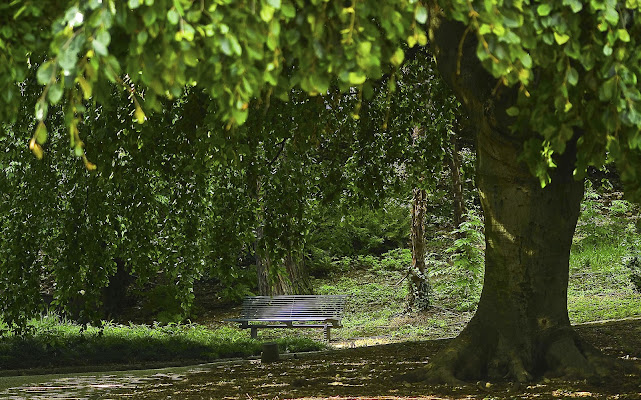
[{"left": 225, "top": 295, "right": 347, "bottom": 342}]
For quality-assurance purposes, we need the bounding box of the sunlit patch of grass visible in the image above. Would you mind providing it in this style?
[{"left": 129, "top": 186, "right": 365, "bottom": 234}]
[
  {"left": 569, "top": 293, "right": 641, "bottom": 324},
  {"left": 567, "top": 192, "right": 641, "bottom": 323}
]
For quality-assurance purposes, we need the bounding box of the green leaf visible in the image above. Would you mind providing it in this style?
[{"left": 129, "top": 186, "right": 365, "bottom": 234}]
[
  {"left": 415, "top": 5, "right": 427, "bottom": 24},
  {"left": 134, "top": 104, "right": 146, "bottom": 124},
  {"left": 390, "top": 48, "right": 404, "bottom": 67},
  {"left": 232, "top": 108, "right": 248, "bottom": 125},
  {"left": 183, "top": 49, "right": 198, "bottom": 66},
  {"left": 35, "top": 121, "right": 48, "bottom": 144},
  {"left": 599, "top": 77, "right": 616, "bottom": 101},
  {"left": 537, "top": 4, "right": 552, "bottom": 16},
  {"left": 266, "top": 0, "right": 281, "bottom": 9},
  {"left": 173, "top": 0, "right": 185, "bottom": 15},
  {"left": 562, "top": 0, "right": 583, "bottom": 12},
  {"left": 220, "top": 37, "right": 232, "bottom": 56},
  {"left": 143, "top": 9, "right": 157, "bottom": 26},
  {"left": 167, "top": 9, "right": 180, "bottom": 24},
  {"left": 554, "top": 32, "right": 570, "bottom": 45},
  {"left": 260, "top": 5, "right": 275, "bottom": 22},
  {"left": 348, "top": 72, "right": 367, "bottom": 85},
  {"left": 47, "top": 81, "right": 64, "bottom": 104},
  {"left": 617, "top": 29, "right": 630, "bottom": 43},
  {"left": 96, "top": 30, "right": 111, "bottom": 49},
  {"left": 310, "top": 74, "right": 329, "bottom": 94},
  {"left": 604, "top": 6, "right": 619, "bottom": 25},
  {"left": 92, "top": 39, "right": 107, "bottom": 57},
  {"left": 506, "top": 106, "right": 519, "bottom": 116},
  {"left": 519, "top": 52, "right": 532, "bottom": 68},
  {"left": 232, "top": 38, "right": 243, "bottom": 56},
  {"left": 37, "top": 61, "right": 54, "bottom": 85},
  {"left": 567, "top": 67, "right": 579, "bottom": 86},
  {"left": 35, "top": 99, "right": 48, "bottom": 121},
  {"left": 281, "top": 3, "right": 295, "bottom": 18}
]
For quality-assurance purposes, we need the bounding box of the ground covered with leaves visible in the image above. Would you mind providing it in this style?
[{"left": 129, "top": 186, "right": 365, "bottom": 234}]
[{"left": 109, "top": 318, "right": 641, "bottom": 400}]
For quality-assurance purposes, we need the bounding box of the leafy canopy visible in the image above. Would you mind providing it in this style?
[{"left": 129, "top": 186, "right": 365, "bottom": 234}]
[{"left": 0, "top": 0, "right": 425, "bottom": 159}]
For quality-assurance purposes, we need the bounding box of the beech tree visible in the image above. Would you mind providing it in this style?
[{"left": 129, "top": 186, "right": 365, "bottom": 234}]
[{"left": 3, "top": 0, "right": 641, "bottom": 382}]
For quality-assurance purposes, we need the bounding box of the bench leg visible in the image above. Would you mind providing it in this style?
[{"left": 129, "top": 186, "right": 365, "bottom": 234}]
[
  {"left": 324, "top": 326, "right": 330, "bottom": 343},
  {"left": 251, "top": 327, "right": 257, "bottom": 339}
]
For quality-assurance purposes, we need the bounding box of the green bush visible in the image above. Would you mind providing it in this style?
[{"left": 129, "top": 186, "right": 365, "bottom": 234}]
[{"left": 431, "top": 210, "right": 485, "bottom": 312}]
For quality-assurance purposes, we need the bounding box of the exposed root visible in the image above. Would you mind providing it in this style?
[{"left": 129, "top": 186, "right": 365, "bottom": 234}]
[
  {"left": 544, "top": 332, "right": 623, "bottom": 383},
  {"left": 399, "top": 324, "right": 624, "bottom": 385},
  {"left": 398, "top": 332, "right": 478, "bottom": 385},
  {"left": 506, "top": 354, "right": 533, "bottom": 383}
]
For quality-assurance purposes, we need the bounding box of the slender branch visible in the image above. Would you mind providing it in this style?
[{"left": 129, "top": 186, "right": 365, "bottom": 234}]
[{"left": 267, "top": 137, "right": 289, "bottom": 167}]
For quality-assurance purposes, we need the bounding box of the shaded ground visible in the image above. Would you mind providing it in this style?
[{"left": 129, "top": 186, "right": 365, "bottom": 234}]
[
  {"left": 1, "top": 318, "right": 631, "bottom": 400},
  {"left": 0, "top": 318, "right": 639, "bottom": 399},
  {"left": 117, "top": 318, "right": 641, "bottom": 399}
]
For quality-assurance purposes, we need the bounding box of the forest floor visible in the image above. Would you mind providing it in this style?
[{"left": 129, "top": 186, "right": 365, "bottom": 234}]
[
  {"left": 106, "top": 317, "right": 641, "bottom": 399},
  {"left": 2, "top": 316, "right": 639, "bottom": 399}
]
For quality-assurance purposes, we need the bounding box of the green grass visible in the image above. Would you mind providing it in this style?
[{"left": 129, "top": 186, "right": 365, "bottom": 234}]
[
  {"left": 315, "top": 273, "right": 408, "bottom": 338},
  {"left": 567, "top": 190, "right": 641, "bottom": 323},
  {"left": 0, "top": 314, "right": 324, "bottom": 371}
]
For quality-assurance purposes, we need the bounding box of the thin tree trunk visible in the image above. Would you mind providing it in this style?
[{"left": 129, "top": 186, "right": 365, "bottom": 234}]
[
  {"left": 407, "top": 187, "right": 431, "bottom": 311},
  {"left": 283, "top": 249, "right": 313, "bottom": 295},
  {"left": 449, "top": 132, "right": 465, "bottom": 229}
]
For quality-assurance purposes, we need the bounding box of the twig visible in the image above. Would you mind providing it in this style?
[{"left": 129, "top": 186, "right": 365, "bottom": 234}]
[
  {"left": 267, "top": 138, "right": 289, "bottom": 167},
  {"left": 394, "top": 271, "right": 410, "bottom": 287}
]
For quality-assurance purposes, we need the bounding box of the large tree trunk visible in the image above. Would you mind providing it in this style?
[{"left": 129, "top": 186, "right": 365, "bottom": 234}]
[
  {"left": 414, "top": 7, "right": 611, "bottom": 382},
  {"left": 407, "top": 187, "right": 431, "bottom": 311}
]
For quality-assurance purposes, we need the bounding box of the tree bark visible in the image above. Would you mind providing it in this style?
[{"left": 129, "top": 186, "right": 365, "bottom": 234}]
[
  {"left": 407, "top": 187, "right": 431, "bottom": 311},
  {"left": 254, "top": 178, "right": 312, "bottom": 296},
  {"left": 413, "top": 7, "right": 612, "bottom": 382},
  {"left": 256, "top": 244, "right": 312, "bottom": 296}
]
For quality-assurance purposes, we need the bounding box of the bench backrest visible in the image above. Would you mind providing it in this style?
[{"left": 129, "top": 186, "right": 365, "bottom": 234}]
[{"left": 239, "top": 295, "right": 347, "bottom": 322}]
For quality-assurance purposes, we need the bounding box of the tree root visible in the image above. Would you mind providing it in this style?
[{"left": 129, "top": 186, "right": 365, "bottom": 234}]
[
  {"left": 543, "top": 331, "right": 621, "bottom": 383},
  {"left": 399, "top": 325, "right": 623, "bottom": 385}
]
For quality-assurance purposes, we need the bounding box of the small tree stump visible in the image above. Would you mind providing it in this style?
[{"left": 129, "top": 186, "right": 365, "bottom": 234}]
[{"left": 261, "top": 342, "right": 279, "bottom": 363}]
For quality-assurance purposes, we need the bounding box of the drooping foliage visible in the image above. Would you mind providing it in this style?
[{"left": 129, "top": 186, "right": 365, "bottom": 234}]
[{"left": 1, "top": 44, "right": 458, "bottom": 330}]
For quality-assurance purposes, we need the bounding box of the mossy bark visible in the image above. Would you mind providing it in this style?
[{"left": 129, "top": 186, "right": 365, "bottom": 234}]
[{"left": 417, "top": 7, "right": 612, "bottom": 382}]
